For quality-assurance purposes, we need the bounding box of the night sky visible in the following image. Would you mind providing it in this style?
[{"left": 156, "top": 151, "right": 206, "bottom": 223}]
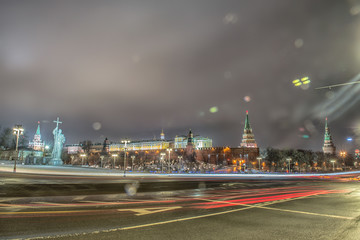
[{"left": 1, "top": 0, "right": 360, "bottom": 151}]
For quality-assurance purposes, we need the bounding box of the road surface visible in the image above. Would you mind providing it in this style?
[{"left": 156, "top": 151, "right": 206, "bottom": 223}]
[{"left": 1, "top": 171, "right": 360, "bottom": 240}]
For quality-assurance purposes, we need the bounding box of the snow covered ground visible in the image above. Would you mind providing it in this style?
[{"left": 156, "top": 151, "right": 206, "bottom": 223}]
[{"left": 1, "top": 161, "right": 360, "bottom": 179}]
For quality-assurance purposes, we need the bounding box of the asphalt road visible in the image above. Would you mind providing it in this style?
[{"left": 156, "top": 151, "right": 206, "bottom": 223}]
[{"left": 1, "top": 172, "right": 360, "bottom": 240}]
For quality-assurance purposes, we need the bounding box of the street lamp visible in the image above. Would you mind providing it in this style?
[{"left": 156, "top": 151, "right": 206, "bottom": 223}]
[
  {"left": 339, "top": 151, "right": 347, "bottom": 171},
  {"left": 286, "top": 158, "right": 292, "bottom": 173},
  {"left": 160, "top": 152, "right": 166, "bottom": 173},
  {"left": 131, "top": 155, "right": 135, "bottom": 171},
  {"left": 167, "top": 148, "right": 172, "bottom": 173},
  {"left": 121, "top": 140, "right": 130, "bottom": 177},
  {"left": 111, "top": 154, "right": 118, "bottom": 169},
  {"left": 100, "top": 155, "right": 104, "bottom": 168},
  {"left": 178, "top": 156, "right": 183, "bottom": 173},
  {"left": 331, "top": 159, "right": 336, "bottom": 171},
  {"left": 80, "top": 154, "right": 87, "bottom": 166},
  {"left": 12, "top": 125, "right": 24, "bottom": 173},
  {"left": 257, "top": 157, "right": 262, "bottom": 171}
]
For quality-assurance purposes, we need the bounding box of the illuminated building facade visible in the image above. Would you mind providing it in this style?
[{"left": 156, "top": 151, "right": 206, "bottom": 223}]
[
  {"left": 174, "top": 134, "right": 212, "bottom": 149},
  {"left": 64, "top": 144, "right": 84, "bottom": 154},
  {"left": 65, "top": 127, "right": 259, "bottom": 167},
  {"left": 29, "top": 121, "right": 45, "bottom": 151},
  {"left": 109, "top": 140, "right": 170, "bottom": 152},
  {"left": 108, "top": 130, "right": 212, "bottom": 152},
  {"left": 322, "top": 117, "right": 336, "bottom": 154}
]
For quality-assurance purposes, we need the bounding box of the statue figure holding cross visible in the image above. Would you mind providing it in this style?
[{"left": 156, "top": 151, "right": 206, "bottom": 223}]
[{"left": 49, "top": 117, "right": 65, "bottom": 165}]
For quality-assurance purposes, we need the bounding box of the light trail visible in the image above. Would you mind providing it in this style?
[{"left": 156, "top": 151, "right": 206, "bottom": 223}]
[
  {"left": 194, "top": 190, "right": 346, "bottom": 209},
  {"left": 0, "top": 186, "right": 346, "bottom": 218},
  {"left": 20, "top": 188, "right": 354, "bottom": 240},
  {"left": 199, "top": 195, "right": 353, "bottom": 220}
]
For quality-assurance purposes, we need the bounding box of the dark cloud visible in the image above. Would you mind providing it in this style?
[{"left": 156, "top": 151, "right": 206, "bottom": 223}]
[{"left": 1, "top": 0, "right": 360, "bottom": 151}]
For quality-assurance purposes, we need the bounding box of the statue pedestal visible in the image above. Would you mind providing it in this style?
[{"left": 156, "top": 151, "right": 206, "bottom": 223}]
[{"left": 49, "top": 158, "right": 63, "bottom": 166}]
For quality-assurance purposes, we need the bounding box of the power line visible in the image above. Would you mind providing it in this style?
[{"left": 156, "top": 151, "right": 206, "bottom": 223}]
[{"left": 315, "top": 81, "right": 360, "bottom": 90}]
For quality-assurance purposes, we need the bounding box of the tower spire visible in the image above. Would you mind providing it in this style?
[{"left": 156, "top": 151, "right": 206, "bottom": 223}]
[
  {"left": 36, "top": 121, "right": 41, "bottom": 136},
  {"left": 244, "top": 110, "right": 251, "bottom": 130},
  {"left": 323, "top": 117, "right": 336, "bottom": 154},
  {"left": 240, "top": 111, "right": 257, "bottom": 148}
]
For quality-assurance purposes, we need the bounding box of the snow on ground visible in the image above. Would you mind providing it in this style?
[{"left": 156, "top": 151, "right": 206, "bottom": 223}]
[{"left": 1, "top": 160, "right": 360, "bottom": 178}]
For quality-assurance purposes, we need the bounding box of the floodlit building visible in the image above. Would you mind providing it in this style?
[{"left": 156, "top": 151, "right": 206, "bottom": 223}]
[
  {"left": 109, "top": 139, "right": 170, "bottom": 152},
  {"left": 107, "top": 130, "right": 212, "bottom": 152},
  {"left": 174, "top": 134, "right": 212, "bottom": 149},
  {"left": 65, "top": 123, "right": 260, "bottom": 167},
  {"left": 64, "top": 144, "right": 84, "bottom": 154}
]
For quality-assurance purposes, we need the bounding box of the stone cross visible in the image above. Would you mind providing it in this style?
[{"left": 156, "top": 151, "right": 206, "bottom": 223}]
[{"left": 53, "top": 117, "right": 62, "bottom": 129}]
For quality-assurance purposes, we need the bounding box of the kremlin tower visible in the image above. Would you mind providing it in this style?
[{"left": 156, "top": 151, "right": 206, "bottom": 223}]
[
  {"left": 187, "top": 129, "right": 194, "bottom": 148},
  {"left": 240, "top": 111, "right": 258, "bottom": 148},
  {"left": 29, "top": 121, "right": 45, "bottom": 151},
  {"left": 186, "top": 129, "right": 196, "bottom": 161},
  {"left": 160, "top": 129, "right": 165, "bottom": 140},
  {"left": 322, "top": 117, "right": 336, "bottom": 154}
]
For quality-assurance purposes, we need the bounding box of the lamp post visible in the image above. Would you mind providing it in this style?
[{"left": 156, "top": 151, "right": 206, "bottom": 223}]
[
  {"left": 12, "top": 125, "right": 24, "bottom": 173},
  {"left": 121, "top": 140, "right": 130, "bottom": 177},
  {"left": 340, "top": 151, "right": 346, "bottom": 170},
  {"left": 167, "top": 148, "right": 172, "bottom": 173},
  {"left": 131, "top": 155, "right": 135, "bottom": 171},
  {"left": 44, "top": 145, "right": 50, "bottom": 156},
  {"left": 160, "top": 152, "right": 166, "bottom": 173},
  {"left": 257, "top": 157, "right": 262, "bottom": 171},
  {"left": 178, "top": 156, "right": 183, "bottom": 173},
  {"left": 111, "top": 154, "right": 118, "bottom": 169},
  {"left": 286, "top": 158, "right": 291, "bottom": 173},
  {"left": 331, "top": 160, "right": 336, "bottom": 171},
  {"left": 100, "top": 155, "right": 104, "bottom": 168},
  {"left": 80, "top": 154, "right": 86, "bottom": 166}
]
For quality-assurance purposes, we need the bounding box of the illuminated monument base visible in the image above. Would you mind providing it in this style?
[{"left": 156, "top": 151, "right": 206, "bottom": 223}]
[{"left": 48, "top": 158, "right": 63, "bottom": 166}]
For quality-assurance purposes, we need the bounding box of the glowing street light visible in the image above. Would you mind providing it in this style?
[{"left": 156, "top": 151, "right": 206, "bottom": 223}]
[
  {"left": 178, "top": 156, "right": 183, "bottom": 173},
  {"left": 12, "top": 125, "right": 24, "bottom": 173},
  {"left": 100, "top": 155, "right": 104, "bottom": 168},
  {"left": 111, "top": 154, "right": 118, "bottom": 169},
  {"left": 80, "top": 154, "right": 87, "bottom": 165},
  {"left": 330, "top": 159, "right": 336, "bottom": 171},
  {"left": 121, "top": 140, "right": 130, "bottom": 177},
  {"left": 256, "top": 157, "right": 262, "bottom": 171},
  {"left": 339, "top": 151, "right": 346, "bottom": 169},
  {"left": 131, "top": 155, "right": 135, "bottom": 171},
  {"left": 167, "top": 148, "right": 172, "bottom": 173},
  {"left": 160, "top": 152, "right": 166, "bottom": 173},
  {"left": 286, "top": 157, "right": 292, "bottom": 173}
]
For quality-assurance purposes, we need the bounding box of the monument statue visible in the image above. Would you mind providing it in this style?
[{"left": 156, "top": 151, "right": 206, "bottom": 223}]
[{"left": 49, "top": 117, "right": 65, "bottom": 165}]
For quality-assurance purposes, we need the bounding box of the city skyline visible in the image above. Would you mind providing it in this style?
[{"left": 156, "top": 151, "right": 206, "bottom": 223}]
[{"left": 11, "top": 113, "right": 356, "bottom": 154}]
